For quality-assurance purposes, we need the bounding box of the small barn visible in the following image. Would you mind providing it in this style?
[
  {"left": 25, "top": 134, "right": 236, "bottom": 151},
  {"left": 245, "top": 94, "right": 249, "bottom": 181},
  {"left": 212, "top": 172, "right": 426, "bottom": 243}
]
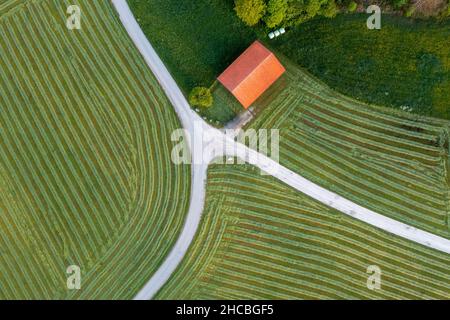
[{"left": 217, "top": 41, "right": 286, "bottom": 109}]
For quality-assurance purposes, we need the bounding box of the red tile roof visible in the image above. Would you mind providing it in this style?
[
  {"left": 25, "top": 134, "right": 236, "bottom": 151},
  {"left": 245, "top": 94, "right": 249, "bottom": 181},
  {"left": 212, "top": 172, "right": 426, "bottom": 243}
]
[{"left": 218, "top": 41, "right": 285, "bottom": 109}]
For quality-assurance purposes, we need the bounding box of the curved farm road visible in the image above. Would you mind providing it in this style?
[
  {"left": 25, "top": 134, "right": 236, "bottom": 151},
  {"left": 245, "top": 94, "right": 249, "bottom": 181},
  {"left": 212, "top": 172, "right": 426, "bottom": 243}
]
[{"left": 112, "top": 0, "right": 450, "bottom": 300}]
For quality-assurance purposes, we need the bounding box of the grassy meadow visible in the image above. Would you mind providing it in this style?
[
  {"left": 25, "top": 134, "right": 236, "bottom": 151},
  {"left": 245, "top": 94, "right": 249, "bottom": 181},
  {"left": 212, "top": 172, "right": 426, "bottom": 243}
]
[
  {"left": 128, "top": 1, "right": 450, "bottom": 122},
  {"left": 271, "top": 14, "right": 450, "bottom": 119}
]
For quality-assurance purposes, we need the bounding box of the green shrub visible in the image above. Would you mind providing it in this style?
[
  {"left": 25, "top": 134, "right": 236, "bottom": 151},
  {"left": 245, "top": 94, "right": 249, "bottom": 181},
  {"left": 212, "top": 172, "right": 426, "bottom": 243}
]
[
  {"left": 405, "top": 4, "right": 416, "bottom": 17},
  {"left": 347, "top": 1, "right": 358, "bottom": 12},
  {"left": 392, "top": 0, "right": 408, "bottom": 9},
  {"left": 305, "top": 0, "right": 322, "bottom": 18},
  {"left": 264, "top": 0, "right": 288, "bottom": 28},
  {"left": 444, "top": 2, "right": 450, "bottom": 17},
  {"left": 437, "top": 1, "right": 449, "bottom": 18},
  {"left": 234, "top": 0, "right": 267, "bottom": 26},
  {"left": 281, "top": 0, "right": 341, "bottom": 26},
  {"left": 320, "top": 0, "right": 339, "bottom": 18},
  {"left": 189, "top": 87, "right": 214, "bottom": 108}
]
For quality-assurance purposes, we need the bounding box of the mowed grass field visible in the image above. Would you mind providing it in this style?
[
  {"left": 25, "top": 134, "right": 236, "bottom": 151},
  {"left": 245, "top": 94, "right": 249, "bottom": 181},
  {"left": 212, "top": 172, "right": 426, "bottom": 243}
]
[
  {"left": 157, "top": 164, "right": 450, "bottom": 299},
  {"left": 0, "top": 0, "right": 190, "bottom": 299},
  {"left": 248, "top": 56, "right": 450, "bottom": 240}
]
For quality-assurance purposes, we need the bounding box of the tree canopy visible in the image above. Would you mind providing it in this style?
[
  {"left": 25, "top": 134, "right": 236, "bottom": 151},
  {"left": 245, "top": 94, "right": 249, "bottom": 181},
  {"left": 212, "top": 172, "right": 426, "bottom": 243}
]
[
  {"left": 236, "top": 0, "right": 340, "bottom": 28},
  {"left": 188, "top": 87, "right": 214, "bottom": 108},
  {"left": 234, "top": 0, "right": 267, "bottom": 26},
  {"left": 264, "top": 0, "right": 288, "bottom": 28}
]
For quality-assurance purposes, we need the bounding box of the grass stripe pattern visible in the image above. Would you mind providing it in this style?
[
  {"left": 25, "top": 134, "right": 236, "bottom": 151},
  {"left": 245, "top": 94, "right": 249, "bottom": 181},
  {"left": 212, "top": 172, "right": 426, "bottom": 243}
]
[
  {"left": 157, "top": 164, "right": 450, "bottom": 299},
  {"left": 248, "top": 55, "right": 450, "bottom": 239},
  {"left": 0, "top": 0, "right": 190, "bottom": 299}
]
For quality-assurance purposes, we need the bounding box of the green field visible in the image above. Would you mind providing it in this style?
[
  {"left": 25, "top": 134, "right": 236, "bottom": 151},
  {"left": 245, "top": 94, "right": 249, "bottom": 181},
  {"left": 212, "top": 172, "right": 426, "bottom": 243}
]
[
  {"left": 248, "top": 56, "right": 450, "bottom": 239},
  {"left": 271, "top": 14, "right": 450, "bottom": 119},
  {"left": 157, "top": 164, "right": 450, "bottom": 299},
  {"left": 0, "top": 0, "right": 190, "bottom": 299},
  {"left": 128, "top": 1, "right": 450, "bottom": 122},
  {"left": 127, "top": 0, "right": 255, "bottom": 124},
  {"left": 127, "top": 0, "right": 255, "bottom": 95}
]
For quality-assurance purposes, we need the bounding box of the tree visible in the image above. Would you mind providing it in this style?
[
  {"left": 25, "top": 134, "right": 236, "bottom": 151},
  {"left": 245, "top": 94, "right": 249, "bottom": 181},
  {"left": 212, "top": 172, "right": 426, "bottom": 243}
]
[
  {"left": 347, "top": 1, "right": 358, "bottom": 12},
  {"left": 442, "top": 1, "right": 450, "bottom": 17},
  {"left": 234, "top": 0, "right": 267, "bottom": 26},
  {"left": 264, "top": 0, "right": 288, "bottom": 28},
  {"left": 283, "top": 0, "right": 335, "bottom": 25},
  {"left": 392, "top": 0, "right": 408, "bottom": 9},
  {"left": 405, "top": 4, "right": 416, "bottom": 17},
  {"left": 188, "top": 87, "right": 213, "bottom": 108},
  {"left": 305, "top": 0, "right": 322, "bottom": 19},
  {"left": 320, "top": 0, "right": 339, "bottom": 18},
  {"left": 284, "top": 0, "right": 309, "bottom": 26}
]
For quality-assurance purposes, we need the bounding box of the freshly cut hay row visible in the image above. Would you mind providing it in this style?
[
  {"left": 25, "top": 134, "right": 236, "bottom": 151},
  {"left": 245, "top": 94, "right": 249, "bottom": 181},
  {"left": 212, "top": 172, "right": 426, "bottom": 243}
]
[
  {"left": 0, "top": 0, "right": 190, "bottom": 299},
  {"left": 281, "top": 132, "right": 445, "bottom": 215},
  {"left": 248, "top": 56, "right": 450, "bottom": 239},
  {"left": 0, "top": 0, "right": 23, "bottom": 16},
  {"left": 157, "top": 164, "right": 450, "bottom": 300}
]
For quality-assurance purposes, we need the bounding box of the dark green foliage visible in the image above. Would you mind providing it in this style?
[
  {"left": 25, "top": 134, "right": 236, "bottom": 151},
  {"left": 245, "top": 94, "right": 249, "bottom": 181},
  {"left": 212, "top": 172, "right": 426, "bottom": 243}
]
[
  {"left": 128, "top": 0, "right": 257, "bottom": 125},
  {"left": 405, "top": 4, "right": 416, "bottom": 17},
  {"left": 264, "top": 0, "right": 289, "bottom": 27},
  {"left": 443, "top": 1, "right": 450, "bottom": 17},
  {"left": 129, "top": 0, "right": 450, "bottom": 122},
  {"left": 320, "top": 0, "right": 339, "bottom": 18},
  {"left": 128, "top": 0, "right": 255, "bottom": 95},
  {"left": 270, "top": 14, "right": 450, "bottom": 119},
  {"left": 347, "top": 1, "right": 358, "bottom": 12},
  {"left": 392, "top": 0, "right": 409, "bottom": 9},
  {"left": 235, "top": 0, "right": 344, "bottom": 28},
  {"left": 271, "top": 0, "right": 341, "bottom": 26},
  {"left": 234, "top": 0, "right": 267, "bottom": 26}
]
